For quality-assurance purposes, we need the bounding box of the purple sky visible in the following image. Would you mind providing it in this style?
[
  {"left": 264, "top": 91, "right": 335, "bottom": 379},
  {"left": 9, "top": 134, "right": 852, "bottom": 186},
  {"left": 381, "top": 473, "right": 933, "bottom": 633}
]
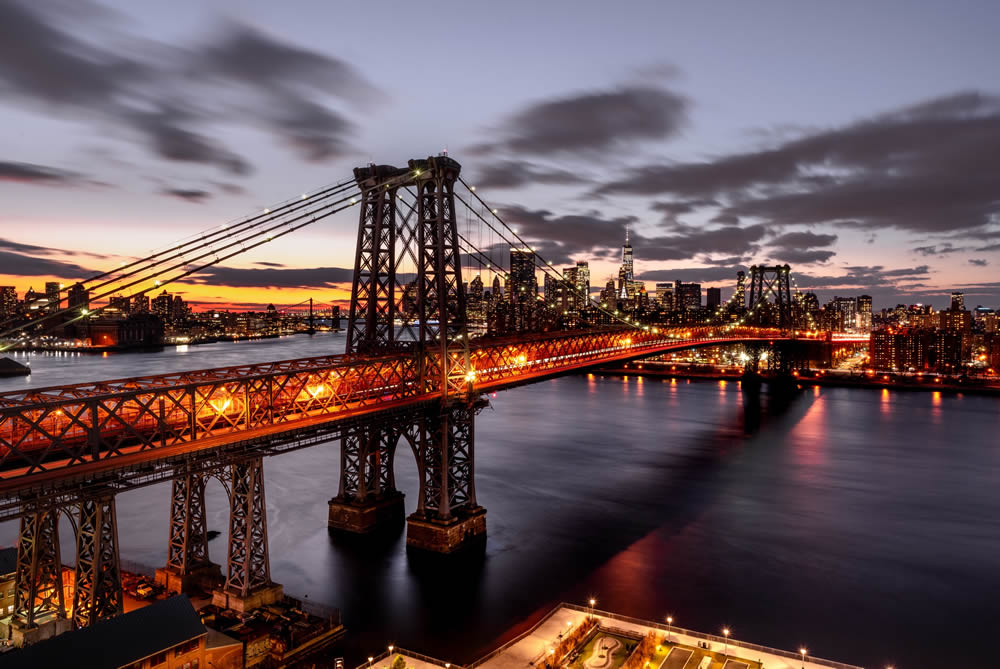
[{"left": 2, "top": 0, "right": 999, "bottom": 309}]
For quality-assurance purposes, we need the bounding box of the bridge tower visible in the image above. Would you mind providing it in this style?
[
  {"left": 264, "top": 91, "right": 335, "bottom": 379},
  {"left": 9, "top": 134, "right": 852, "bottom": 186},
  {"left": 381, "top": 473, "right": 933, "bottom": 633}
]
[
  {"left": 329, "top": 156, "right": 485, "bottom": 552},
  {"left": 746, "top": 264, "right": 792, "bottom": 331},
  {"left": 329, "top": 162, "right": 411, "bottom": 534}
]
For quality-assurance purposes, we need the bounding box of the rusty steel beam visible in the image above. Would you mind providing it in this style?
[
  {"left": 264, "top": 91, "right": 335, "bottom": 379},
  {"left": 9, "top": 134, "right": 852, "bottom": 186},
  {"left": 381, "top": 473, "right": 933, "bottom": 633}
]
[
  {"left": 72, "top": 490, "right": 122, "bottom": 628},
  {"left": 13, "top": 501, "right": 65, "bottom": 627},
  {"left": 222, "top": 458, "right": 270, "bottom": 597},
  {"left": 165, "top": 469, "right": 210, "bottom": 574}
]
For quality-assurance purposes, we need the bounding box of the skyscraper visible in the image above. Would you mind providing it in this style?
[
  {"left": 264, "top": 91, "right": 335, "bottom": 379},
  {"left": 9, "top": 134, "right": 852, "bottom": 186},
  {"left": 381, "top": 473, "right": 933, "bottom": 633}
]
[
  {"left": 575, "top": 261, "right": 590, "bottom": 308},
  {"left": 735, "top": 271, "right": 746, "bottom": 309},
  {"left": 0, "top": 286, "right": 17, "bottom": 317},
  {"left": 951, "top": 292, "right": 965, "bottom": 312},
  {"left": 674, "top": 281, "right": 702, "bottom": 310},
  {"left": 45, "top": 282, "right": 62, "bottom": 313},
  {"left": 509, "top": 249, "right": 536, "bottom": 303},
  {"left": 655, "top": 282, "right": 673, "bottom": 309},
  {"left": 619, "top": 226, "right": 634, "bottom": 300},
  {"left": 857, "top": 295, "right": 873, "bottom": 333},
  {"left": 706, "top": 287, "right": 721, "bottom": 308}
]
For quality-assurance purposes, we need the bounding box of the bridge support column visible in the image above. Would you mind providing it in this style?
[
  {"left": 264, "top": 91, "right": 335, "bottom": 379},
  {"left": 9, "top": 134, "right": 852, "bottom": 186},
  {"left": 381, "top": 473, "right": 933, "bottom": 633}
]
[
  {"left": 155, "top": 469, "right": 222, "bottom": 595},
  {"left": 10, "top": 501, "right": 71, "bottom": 647},
  {"left": 213, "top": 458, "right": 282, "bottom": 613},
  {"left": 328, "top": 423, "right": 405, "bottom": 533},
  {"left": 72, "top": 489, "right": 123, "bottom": 628},
  {"left": 406, "top": 400, "right": 487, "bottom": 554}
]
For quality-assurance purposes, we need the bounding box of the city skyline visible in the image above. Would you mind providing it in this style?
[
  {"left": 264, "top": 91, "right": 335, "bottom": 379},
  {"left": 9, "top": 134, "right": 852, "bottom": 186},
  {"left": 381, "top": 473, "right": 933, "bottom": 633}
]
[{"left": 2, "top": 1, "right": 1000, "bottom": 310}]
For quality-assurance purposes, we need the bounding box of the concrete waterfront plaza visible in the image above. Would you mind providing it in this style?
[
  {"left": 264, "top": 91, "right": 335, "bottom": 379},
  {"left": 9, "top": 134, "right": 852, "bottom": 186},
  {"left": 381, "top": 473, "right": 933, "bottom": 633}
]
[{"left": 363, "top": 605, "right": 861, "bottom": 669}]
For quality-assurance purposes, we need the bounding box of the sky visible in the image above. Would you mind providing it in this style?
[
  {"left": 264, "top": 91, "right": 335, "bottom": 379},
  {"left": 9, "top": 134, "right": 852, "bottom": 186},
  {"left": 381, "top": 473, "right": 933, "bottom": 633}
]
[{"left": 1, "top": 0, "right": 999, "bottom": 310}]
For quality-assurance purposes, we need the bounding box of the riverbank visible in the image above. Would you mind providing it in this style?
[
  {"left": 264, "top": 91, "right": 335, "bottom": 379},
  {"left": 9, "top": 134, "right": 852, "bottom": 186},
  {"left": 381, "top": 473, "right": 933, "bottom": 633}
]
[
  {"left": 0, "top": 328, "right": 342, "bottom": 355},
  {"left": 597, "top": 362, "right": 1000, "bottom": 396}
]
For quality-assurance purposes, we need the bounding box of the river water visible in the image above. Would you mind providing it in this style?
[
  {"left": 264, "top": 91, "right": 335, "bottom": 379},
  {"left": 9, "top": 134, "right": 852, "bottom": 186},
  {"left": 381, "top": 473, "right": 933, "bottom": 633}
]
[{"left": 1, "top": 332, "right": 996, "bottom": 669}]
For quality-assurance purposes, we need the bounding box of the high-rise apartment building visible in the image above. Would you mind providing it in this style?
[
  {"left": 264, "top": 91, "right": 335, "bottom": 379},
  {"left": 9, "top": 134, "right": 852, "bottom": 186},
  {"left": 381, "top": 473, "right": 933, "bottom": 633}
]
[
  {"left": 0, "top": 286, "right": 17, "bottom": 317},
  {"left": 706, "top": 287, "right": 721, "bottom": 309}
]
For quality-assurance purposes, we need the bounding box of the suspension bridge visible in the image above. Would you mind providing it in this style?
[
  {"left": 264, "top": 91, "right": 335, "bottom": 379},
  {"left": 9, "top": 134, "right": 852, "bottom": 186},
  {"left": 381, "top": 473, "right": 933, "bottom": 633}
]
[{"left": 0, "top": 155, "right": 861, "bottom": 645}]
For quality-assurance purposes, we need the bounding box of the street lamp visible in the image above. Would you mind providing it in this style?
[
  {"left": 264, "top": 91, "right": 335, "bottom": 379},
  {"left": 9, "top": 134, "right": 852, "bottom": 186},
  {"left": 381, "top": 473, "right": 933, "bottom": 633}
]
[
  {"left": 800, "top": 647, "right": 807, "bottom": 668},
  {"left": 388, "top": 645, "right": 394, "bottom": 656},
  {"left": 368, "top": 657, "right": 374, "bottom": 669},
  {"left": 666, "top": 616, "right": 673, "bottom": 640},
  {"left": 589, "top": 598, "right": 596, "bottom": 620},
  {"left": 722, "top": 628, "right": 730, "bottom": 657}
]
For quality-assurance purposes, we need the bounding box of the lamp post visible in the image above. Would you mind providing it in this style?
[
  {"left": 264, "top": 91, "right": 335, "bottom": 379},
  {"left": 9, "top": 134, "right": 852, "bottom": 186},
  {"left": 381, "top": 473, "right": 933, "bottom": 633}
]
[
  {"left": 589, "top": 598, "right": 596, "bottom": 621},
  {"left": 368, "top": 657, "right": 374, "bottom": 669},
  {"left": 666, "top": 616, "right": 673, "bottom": 641},
  {"left": 800, "top": 647, "right": 807, "bottom": 668},
  {"left": 722, "top": 628, "right": 730, "bottom": 657}
]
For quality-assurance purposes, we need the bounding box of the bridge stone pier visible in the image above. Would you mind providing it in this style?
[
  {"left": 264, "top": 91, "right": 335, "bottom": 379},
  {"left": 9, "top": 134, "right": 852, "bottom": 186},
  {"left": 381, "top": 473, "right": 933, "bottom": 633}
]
[
  {"left": 405, "top": 399, "right": 487, "bottom": 553},
  {"left": 328, "top": 422, "right": 406, "bottom": 533}
]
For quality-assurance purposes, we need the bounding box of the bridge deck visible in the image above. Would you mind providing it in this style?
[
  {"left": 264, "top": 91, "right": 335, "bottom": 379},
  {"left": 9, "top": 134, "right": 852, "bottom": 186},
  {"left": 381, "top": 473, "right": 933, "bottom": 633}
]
[{"left": 0, "top": 327, "right": 822, "bottom": 497}]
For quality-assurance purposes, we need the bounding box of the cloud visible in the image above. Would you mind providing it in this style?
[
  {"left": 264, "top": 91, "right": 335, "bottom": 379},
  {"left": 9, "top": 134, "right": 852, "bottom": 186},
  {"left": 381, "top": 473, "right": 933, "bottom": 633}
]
[
  {"left": 969, "top": 258, "right": 988, "bottom": 266},
  {"left": 500, "top": 204, "right": 637, "bottom": 260},
  {"left": 0, "top": 237, "right": 108, "bottom": 260},
  {"left": 471, "top": 85, "right": 688, "bottom": 156},
  {"left": 637, "top": 266, "right": 744, "bottom": 284},
  {"left": 189, "top": 265, "right": 354, "bottom": 289},
  {"left": 0, "top": 250, "right": 94, "bottom": 279},
  {"left": 162, "top": 187, "right": 212, "bottom": 203},
  {"left": 0, "top": 160, "right": 82, "bottom": 186},
  {"left": 766, "top": 231, "right": 838, "bottom": 264},
  {"left": 595, "top": 91, "right": 1000, "bottom": 236},
  {"left": 913, "top": 243, "right": 964, "bottom": 256},
  {"left": 0, "top": 2, "right": 382, "bottom": 174},
  {"left": 470, "top": 160, "right": 591, "bottom": 190}
]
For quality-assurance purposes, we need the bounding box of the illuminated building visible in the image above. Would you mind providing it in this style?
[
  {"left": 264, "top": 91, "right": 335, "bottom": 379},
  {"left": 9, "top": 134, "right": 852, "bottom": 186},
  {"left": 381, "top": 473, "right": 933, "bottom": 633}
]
[
  {"left": 706, "top": 287, "right": 721, "bottom": 309},
  {"left": 674, "top": 281, "right": 702, "bottom": 310},
  {"left": 951, "top": 291, "right": 965, "bottom": 312},
  {"left": 0, "top": 286, "right": 17, "bottom": 318}
]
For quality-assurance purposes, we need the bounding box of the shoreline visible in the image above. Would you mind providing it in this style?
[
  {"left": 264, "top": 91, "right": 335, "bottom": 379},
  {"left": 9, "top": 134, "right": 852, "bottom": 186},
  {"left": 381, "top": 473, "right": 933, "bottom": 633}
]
[
  {"left": 596, "top": 364, "right": 1000, "bottom": 397},
  {"left": 0, "top": 328, "right": 342, "bottom": 355}
]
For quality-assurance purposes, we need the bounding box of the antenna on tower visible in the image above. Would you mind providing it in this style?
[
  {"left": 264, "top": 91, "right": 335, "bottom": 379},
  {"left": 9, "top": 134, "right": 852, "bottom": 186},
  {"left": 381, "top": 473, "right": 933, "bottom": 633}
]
[{"left": 625, "top": 223, "right": 630, "bottom": 246}]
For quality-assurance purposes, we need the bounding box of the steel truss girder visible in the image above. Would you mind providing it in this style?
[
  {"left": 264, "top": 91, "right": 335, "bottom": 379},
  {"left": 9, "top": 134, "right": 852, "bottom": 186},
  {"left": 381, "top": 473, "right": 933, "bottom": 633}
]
[
  {"left": 72, "top": 490, "right": 122, "bottom": 628},
  {"left": 223, "top": 458, "right": 270, "bottom": 597},
  {"left": 338, "top": 423, "right": 399, "bottom": 502},
  {"left": 0, "top": 351, "right": 420, "bottom": 479},
  {"left": 13, "top": 500, "right": 65, "bottom": 627},
  {"left": 166, "top": 469, "right": 210, "bottom": 574}
]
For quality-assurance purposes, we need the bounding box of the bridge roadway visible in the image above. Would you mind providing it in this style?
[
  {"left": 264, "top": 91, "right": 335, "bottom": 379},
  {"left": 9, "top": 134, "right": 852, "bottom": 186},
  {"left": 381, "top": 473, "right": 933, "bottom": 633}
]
[{"left": 0, "top": 326, "right": 817, "bottom": 517}]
